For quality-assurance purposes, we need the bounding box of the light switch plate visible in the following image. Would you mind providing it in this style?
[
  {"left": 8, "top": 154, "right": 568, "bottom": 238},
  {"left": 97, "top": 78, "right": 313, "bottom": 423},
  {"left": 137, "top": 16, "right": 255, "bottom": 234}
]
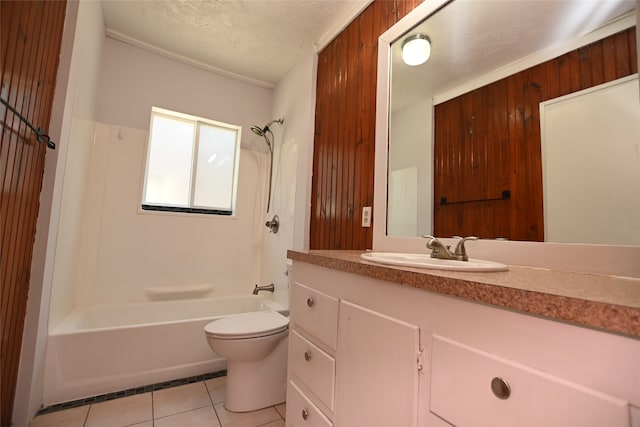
[{"left": 362, "top": 206, "right": 372, "bottom": 227}]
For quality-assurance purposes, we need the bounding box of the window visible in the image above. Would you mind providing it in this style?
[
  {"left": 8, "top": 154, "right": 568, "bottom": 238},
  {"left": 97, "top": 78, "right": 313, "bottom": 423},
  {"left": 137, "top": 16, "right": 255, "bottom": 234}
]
[{"left": 142, "top": 107, "right": 241, "bottom": 215}]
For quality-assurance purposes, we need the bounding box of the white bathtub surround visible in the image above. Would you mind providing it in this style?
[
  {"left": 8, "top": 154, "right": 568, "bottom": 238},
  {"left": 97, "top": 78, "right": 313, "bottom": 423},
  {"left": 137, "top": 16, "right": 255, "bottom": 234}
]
[
  {"left": 43, "top": 295, "right": 285, "bottom": 405},
  {"left": 69, "top": 123, "right": 267, "bottom": 312}
]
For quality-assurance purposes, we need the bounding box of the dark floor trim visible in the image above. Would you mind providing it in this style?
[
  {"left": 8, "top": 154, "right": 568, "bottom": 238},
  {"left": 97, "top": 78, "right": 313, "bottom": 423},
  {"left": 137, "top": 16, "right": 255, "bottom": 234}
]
[{"left": 36, "top": 370, "right": 227, "bottom": 416}]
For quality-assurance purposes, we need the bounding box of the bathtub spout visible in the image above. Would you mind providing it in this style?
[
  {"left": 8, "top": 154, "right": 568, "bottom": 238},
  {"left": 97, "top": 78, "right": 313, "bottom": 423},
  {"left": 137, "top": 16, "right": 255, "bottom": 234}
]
[{"left": 252, "top": 283, "right": 275, "bottom": 295}]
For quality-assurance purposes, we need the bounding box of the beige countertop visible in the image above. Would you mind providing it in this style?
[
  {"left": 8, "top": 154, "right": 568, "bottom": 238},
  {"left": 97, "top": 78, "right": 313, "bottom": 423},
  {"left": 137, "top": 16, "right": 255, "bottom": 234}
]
[{"left": 287, "top": 249, "right": 640, "bottom": 338}]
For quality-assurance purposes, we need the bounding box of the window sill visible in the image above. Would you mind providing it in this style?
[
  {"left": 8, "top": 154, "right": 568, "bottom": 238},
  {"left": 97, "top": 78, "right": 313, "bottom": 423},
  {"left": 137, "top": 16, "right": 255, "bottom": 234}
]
[{"left": 141, "top": 204, "right": 233, "bottom": 216}]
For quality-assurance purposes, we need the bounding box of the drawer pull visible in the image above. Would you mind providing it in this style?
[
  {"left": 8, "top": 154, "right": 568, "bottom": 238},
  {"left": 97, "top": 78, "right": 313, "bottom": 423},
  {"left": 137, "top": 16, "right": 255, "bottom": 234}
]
[
  {"left": 302, "top": 408, "right": 309, "bottom": 420},
  {"left": 491, "top": 377, "right": 511, "bottom": 400},
  {"left": 306, "top": 297, "right": 314, "bottom": 307},
  {"left": 304, "top": 350, "right": 312, "bottom": 361}
]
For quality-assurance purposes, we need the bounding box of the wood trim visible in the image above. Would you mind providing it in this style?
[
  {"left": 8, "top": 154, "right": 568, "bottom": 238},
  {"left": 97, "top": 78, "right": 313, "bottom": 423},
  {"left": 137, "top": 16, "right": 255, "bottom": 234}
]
[{"left": 311, "top": 0, "right": 424, "bottom": 250}]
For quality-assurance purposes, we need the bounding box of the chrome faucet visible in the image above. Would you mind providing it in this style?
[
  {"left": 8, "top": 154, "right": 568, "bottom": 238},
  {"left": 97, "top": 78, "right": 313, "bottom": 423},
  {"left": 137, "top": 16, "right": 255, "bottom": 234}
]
[
  {"left": 421, "top": 235, "right": 478, "bottom": 261},
  {"left": 252, "top": 283, "right": 275, "bottom": 295}
]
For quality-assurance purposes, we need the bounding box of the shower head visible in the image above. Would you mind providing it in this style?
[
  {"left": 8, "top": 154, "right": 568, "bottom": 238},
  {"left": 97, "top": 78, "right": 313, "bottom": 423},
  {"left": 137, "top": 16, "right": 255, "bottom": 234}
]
[
  {"left": 250, "top": 125, "right": 265, "bottom": 137},
  {"left": 250, "top": 118, "right": 284, "bottom": 137}
]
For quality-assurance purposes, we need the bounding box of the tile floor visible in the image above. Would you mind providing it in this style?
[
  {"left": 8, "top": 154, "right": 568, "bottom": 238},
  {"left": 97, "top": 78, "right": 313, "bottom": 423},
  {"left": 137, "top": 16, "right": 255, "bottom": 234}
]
[{"left": 29, "top": 377, "right": 286, "bottom": 427}]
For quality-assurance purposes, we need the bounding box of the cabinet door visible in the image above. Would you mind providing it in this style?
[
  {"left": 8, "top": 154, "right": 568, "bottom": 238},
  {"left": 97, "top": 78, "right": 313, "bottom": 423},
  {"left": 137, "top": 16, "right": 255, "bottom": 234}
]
[{"left": 336, "top": 300, "right": 421, "bottom": 427}]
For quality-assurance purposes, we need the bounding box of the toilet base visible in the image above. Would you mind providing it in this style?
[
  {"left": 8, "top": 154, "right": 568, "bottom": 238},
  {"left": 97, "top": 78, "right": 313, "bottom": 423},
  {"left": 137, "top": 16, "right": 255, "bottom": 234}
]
[{"left": 223, "top": 335, "right": 288, "bottom": 412}]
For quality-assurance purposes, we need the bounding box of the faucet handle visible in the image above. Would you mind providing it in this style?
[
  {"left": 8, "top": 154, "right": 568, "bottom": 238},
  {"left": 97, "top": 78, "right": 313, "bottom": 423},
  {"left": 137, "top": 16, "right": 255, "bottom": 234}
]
[
  {"left": 453, "top": 236, "right": 478, "bottom": 261},
  {"left": 421, "top": 234, "right": 437, "bottom": 248},
  {"left": 421, "top": 235, "right": 452, "bottom": 259}
]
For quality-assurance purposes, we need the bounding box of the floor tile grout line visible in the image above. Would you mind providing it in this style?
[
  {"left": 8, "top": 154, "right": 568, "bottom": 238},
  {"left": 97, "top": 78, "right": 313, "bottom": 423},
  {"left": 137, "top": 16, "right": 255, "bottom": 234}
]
[
  {"left": 203, "top": 380, "right": 224, "bottom": 426},
  {"left": 255, "top": 412, "right": 285, "bottom": 427},
  {"left": 151, "top": 389, "right": 155, "bottom": 427},
  {"left": 82, "top": 404, "right": 91, "bottom": 427},
  {"left": 275, "top": 404, "right": 286, "bottom": 420},
  {"left": 153, "top": 403, "right": 214, "bottom": 422}
]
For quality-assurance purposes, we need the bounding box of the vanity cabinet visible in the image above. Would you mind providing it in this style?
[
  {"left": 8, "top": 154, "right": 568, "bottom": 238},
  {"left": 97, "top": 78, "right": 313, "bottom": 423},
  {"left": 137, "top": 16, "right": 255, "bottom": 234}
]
[
  {"left": 287, "top": 281, "right": 422, "bottom": 426},
  {"left": 286, "top": 260, "right": 640, "bottom": 427}
]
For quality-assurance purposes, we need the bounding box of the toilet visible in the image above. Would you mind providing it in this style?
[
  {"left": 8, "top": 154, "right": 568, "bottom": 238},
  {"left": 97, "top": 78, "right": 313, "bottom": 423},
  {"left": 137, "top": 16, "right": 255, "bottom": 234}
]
[{"left": 204, "top": 310, "right": 289, "bottom": 412}]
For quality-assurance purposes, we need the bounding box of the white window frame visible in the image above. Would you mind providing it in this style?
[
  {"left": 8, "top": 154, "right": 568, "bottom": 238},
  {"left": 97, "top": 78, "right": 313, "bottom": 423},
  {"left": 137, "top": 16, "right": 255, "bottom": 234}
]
[{"left": 141, "top": 107, "right": 242, "bottom": 216}]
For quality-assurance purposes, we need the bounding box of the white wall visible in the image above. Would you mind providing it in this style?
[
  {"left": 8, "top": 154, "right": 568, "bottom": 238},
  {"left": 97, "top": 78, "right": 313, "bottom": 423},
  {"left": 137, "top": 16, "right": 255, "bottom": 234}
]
[
  {"left": 259, "top": 49, "right": 318, "bottom": 308},
  {"left": 95, "top": 38, "right": 273, "bottom": 138},
  {"left": 13, "top": 1, "right": 103, "bottom": 424}
]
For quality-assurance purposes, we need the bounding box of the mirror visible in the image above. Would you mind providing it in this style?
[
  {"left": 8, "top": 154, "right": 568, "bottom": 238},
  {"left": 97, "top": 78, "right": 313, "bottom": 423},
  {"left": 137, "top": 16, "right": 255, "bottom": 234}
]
[{"left": 386, "top": 0, "right": 639, "bottom": 246}]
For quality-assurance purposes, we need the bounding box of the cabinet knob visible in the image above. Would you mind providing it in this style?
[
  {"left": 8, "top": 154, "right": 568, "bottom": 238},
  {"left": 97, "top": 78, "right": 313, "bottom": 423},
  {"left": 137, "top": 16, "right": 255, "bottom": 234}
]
[
  {"left": 306, "top": 297, "right": 314, "bottom": 307},
  {"left": 491, "top": 377, "right": 511, "bottom": 400},
  {"left": 304, "top": 351, "right": 312, "bottom": 361},
  {"left": 302, "top": 408, "right": 309, "bottom": 420}
]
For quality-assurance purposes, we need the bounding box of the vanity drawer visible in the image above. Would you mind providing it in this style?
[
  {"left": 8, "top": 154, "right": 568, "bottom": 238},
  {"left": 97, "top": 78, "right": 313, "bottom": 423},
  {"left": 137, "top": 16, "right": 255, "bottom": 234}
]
[
  {"left": 287, "top": 381, "right": 333, "bottom": 427},
  {"left": 430, "top": 335, "right": 629, "bottom": 427},
  {"left": 291, "top": 282, "right": 338, "bottom": 350},
  {"left": 289, "top": 330, "right": 335, "bottom": 410}
]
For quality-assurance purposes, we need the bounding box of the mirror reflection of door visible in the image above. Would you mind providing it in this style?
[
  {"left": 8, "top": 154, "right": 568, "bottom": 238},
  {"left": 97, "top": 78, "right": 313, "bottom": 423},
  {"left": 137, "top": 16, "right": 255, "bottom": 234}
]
[{"left": 541, "top": 75, "right": 640, "bottom": 245}]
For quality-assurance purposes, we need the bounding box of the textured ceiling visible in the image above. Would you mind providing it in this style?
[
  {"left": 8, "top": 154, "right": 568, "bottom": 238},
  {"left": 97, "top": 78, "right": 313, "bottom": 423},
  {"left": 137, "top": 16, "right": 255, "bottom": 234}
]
[{"left": 101, "top": 0, "right": 371, "bottom": 88}]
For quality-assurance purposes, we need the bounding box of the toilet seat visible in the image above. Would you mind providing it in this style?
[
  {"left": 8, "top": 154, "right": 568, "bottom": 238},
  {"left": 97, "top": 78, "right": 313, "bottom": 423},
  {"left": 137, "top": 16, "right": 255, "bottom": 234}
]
[{"left": 204, "top": 311, "right": 288, "bottom": 339}]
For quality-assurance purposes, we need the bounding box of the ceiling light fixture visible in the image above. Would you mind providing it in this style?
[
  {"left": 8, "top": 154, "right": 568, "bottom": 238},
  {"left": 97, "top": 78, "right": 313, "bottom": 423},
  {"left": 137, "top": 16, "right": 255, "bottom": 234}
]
[{"left": 402, "top": 34, "right": 431, "bottom": 66}]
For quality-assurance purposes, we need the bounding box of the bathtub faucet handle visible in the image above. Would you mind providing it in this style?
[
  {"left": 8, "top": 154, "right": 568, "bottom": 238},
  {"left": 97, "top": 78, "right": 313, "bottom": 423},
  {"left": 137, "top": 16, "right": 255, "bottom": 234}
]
[{"left": 252, "top": 283, "right": 275, "bottom": 295}]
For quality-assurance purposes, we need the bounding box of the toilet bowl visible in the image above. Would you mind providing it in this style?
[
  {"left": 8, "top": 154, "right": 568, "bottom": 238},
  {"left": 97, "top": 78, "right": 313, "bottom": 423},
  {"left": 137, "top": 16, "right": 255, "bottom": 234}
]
[{"left": 204, "top": 310, "right": 289, "bottom": 412}]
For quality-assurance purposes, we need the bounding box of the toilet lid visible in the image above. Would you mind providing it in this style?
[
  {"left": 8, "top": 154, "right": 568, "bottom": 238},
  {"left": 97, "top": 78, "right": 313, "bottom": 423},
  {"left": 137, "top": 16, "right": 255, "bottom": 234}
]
[{"left": 204, "top": 311, "right": 288, "bottom": 338}]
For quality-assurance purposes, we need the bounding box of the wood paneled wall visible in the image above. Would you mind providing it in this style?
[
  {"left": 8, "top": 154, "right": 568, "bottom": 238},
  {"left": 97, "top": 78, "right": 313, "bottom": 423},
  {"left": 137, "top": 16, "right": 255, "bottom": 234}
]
[
  {"left": 310, "top": 0, "right": 424, "bottom": 250},
  {"left": 1, "top": 1, "right": 66, "bottom": 424},
  {"left": 433, "top": 27, "right": 637, "bottom": 241}
]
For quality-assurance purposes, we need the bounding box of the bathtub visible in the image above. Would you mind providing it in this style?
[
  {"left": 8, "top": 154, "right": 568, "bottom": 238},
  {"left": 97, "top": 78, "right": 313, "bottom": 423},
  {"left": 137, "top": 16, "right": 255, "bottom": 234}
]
[{"left": 43, "top": 295, "right": 285, "bottom": 405}]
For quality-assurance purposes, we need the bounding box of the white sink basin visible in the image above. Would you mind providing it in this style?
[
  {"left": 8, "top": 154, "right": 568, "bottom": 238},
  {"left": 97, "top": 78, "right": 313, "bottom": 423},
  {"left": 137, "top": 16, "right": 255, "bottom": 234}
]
[{"left": 360, "top": 252, "right": 508, "bottom": 272}]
